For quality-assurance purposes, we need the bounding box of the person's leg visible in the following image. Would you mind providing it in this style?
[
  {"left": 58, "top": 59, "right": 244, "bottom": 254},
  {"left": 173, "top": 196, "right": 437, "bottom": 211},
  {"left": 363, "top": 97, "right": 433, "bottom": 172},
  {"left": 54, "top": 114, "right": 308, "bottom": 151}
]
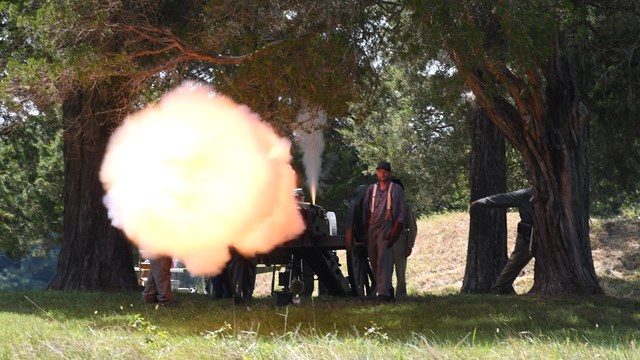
[
  {"left": 245, "top": 258, "right": 257, "bottom": 299},
  {"left": 219, "top": 268, "right": 232, "bottom": 298},
  {"left": 153, "top": 256, "right": 174, "bottom": 304},
  {"left": 210, "top": 275, "right": 224, "bottom": 298},
  {"left": 367, "top": 228, "right": 379, "bottom": 287},
  {"left": 376, "top": 242, "right": 393, "bottom": 298},
  {"left": 392, "top": 235, "right": 408, "bottom": 296},
  {"left": 230, "top": 253, "right": 255, "bottom": 302},
  {"left": 375, "top": 223, "right": 394, "bottom": 298},
  {"left": 227, "top": 253, "right": 245, "bottom": 299},
  {"left": 142, "top": 273, "right": 158, "bottom": 303},
  {"left": 491, "top": 235, "right": 532, "bottom": 294}
]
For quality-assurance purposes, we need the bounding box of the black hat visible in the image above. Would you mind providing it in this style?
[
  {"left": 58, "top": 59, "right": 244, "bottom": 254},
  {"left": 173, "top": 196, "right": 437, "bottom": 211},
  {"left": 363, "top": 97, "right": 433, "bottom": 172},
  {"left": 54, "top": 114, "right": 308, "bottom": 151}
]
[{"left": 376, "top": 161, "right": 391, "bottom": 172}]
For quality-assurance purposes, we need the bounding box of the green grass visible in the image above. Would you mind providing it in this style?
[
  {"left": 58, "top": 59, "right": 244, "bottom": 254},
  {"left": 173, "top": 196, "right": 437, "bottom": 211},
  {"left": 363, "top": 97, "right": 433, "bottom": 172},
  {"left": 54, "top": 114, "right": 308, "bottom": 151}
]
[
  {"left": 1, "top": 291, "right": 640, "bottom": 359},
  {"left": 2, "top": 213, "right": 640, "bottom": 358}
]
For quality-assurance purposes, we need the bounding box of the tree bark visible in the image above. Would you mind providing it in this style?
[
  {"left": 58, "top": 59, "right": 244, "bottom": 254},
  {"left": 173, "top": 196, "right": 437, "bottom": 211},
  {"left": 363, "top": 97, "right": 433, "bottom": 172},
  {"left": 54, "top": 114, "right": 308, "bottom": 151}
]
[
  {"left": 462, "top": 103, "right": 508, "bottom": 293},
  {"left": 408, "top": 0, "right": 602, "bottom": 295},
  {"left": 49, "top": 86, "right": 139, "bottom": 291},
  {"left": 524, "top": 57, "right": 602, "bottom": 295},
  {"left": 464, "top": 56, "right": 603, "bottom": 295}
]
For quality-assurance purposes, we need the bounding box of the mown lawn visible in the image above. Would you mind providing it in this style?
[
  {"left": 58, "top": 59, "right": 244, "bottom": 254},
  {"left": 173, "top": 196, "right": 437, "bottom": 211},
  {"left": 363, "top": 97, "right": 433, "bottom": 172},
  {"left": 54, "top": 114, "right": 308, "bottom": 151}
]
[
  {"left": 2, "top": 213, "right": 639, "bottom": 359},
  {"left": 1, "top": 290, "right": 639, "bottom": 359}
]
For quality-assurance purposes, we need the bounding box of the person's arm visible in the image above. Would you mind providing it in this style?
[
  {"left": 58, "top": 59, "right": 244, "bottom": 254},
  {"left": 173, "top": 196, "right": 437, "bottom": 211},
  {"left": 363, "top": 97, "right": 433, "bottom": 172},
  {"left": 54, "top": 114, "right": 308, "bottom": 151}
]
[
  {"left": 386, "top": 185, "right": 407, "bottom": 247},
  {"left": 394, "top": 186, "right": 407, "bottom": 227},
  {"left": 406, "top": 247, "right": 413, "bottom": 257},
  {"left": 472, "top": 189, "right": 529, "bottom": 208},
  {"left": 406, "top": 206, "right": 417, "bottom": 249}
]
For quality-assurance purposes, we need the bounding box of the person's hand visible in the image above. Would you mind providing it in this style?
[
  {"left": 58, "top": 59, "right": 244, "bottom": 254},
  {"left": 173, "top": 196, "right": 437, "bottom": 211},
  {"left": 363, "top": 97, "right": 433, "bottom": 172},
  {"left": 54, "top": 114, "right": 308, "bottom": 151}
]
[
  {"left": 384, "top": 230, "right": 397, "bottom": 247},
  {"left": 405, "top": 246, "right": 413, "bottom": 257},
  {"left": 386, "top": 236, "right": 398, "bottom": 248},
  {"left": 385, "top": 221, "right": 404, "bottom": 247},
  {"left": 471, "top": 200, "right": 479, "bottom": 207}
]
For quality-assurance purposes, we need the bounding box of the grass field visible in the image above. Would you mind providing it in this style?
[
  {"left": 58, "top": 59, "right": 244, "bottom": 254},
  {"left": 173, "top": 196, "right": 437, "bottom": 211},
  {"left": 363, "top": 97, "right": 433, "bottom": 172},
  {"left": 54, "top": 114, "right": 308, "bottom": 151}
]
[{"left": 1, "top": 212, "right": 639, "bottom": 359}]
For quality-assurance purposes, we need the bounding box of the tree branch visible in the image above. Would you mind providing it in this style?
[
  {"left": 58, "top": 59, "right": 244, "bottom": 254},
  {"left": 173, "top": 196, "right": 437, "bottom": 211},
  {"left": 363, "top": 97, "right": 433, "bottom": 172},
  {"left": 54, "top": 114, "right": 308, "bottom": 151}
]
[{"left": 118, "top": 24, "right": 260, "bottom": 65}]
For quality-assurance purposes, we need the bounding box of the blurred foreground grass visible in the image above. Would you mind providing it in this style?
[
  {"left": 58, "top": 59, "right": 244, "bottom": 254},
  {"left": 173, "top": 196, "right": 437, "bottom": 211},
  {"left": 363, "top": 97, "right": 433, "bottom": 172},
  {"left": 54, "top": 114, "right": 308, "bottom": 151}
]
[
  {"left": 2, "top": 212, "right": 640, "bottom": 359},
  {"left": 1, "top": 290, "right": 639, "bottom": 359}
]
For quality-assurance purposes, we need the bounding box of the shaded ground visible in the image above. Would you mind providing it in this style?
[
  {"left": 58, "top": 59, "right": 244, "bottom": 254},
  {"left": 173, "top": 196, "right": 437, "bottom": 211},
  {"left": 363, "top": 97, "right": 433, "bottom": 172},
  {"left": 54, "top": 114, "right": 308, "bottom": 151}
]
[{"left": 253, "top": 213, "right": 640, "bottom": 298}]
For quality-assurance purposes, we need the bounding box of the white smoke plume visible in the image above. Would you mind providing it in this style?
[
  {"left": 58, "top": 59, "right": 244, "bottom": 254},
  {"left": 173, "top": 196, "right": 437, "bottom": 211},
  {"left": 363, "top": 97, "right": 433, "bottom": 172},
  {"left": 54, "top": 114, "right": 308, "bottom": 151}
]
[
  {"left": 295, "top": 107, "right": 327, "bottom": 204},
  {"left": 100, "top": 83, "right": 305, "bottom": 276}
]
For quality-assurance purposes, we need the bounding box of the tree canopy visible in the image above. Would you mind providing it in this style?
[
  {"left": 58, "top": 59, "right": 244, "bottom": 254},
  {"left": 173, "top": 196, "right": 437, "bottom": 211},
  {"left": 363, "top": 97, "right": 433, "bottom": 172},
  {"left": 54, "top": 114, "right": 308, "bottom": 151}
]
[
  {"left": 1, "top": 1, "right": 380, "bottom": 129},
  {"left": 341, "top": 64, "right": 470, "bottom": 214},
  {"left": 0, "top": 1, "right": 638, "bottom": 294}
]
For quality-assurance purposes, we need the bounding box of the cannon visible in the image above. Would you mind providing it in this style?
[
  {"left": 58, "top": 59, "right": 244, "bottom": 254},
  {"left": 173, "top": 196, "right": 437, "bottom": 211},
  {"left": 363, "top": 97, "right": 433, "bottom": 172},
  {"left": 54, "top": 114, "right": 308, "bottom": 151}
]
[{"left": 204, "top": 186, "right": 375, "bottom": 303}]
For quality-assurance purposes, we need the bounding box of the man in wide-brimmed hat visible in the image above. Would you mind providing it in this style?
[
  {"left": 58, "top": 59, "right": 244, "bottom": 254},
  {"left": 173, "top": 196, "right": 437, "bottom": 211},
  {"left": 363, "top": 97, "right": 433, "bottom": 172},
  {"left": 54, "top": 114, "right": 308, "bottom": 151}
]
[{"left": 363, "top": 161, "right": 408, "bottom": 304}]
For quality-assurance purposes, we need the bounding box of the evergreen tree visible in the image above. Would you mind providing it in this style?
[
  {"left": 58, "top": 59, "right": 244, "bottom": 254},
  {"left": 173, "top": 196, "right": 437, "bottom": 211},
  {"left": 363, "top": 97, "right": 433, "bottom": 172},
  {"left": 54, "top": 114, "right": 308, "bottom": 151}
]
[
  {"left": 404, "top": 0, "right": 601, "bottom": 294},
  {"left": 0, "top": 1, "right": 382, "bottom": 290},
  {"left": 342, "top": 65, "right": 470, "bottom": 215},
  {"left": 0, "top": 113, "right": 63, "bottom": 259}
]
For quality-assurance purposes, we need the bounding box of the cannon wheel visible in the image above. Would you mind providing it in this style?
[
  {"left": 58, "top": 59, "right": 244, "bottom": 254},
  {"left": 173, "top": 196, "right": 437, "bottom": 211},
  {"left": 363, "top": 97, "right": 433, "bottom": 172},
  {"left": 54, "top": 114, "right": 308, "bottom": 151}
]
[
  {"left": 345, "top": 184, "right": 375, "bottom": 297},
  {"left": 346, "top": 245, "right": 375, "bottom": 297}
]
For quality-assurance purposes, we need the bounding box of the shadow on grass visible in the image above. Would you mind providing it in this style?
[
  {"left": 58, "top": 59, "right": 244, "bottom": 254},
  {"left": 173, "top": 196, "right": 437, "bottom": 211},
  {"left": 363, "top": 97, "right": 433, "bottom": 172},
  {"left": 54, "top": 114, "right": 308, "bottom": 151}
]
[{"left": 1, "top": 290, "right": 639, "bottom": 346}]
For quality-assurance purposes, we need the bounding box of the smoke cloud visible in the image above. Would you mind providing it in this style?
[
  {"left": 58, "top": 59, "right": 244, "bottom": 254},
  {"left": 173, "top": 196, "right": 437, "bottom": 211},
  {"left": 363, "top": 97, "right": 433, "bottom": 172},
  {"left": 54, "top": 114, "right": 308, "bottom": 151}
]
[
  {"left": 295, "top": 107, "right": 327, "bottom": 204},
  {"left": 100, "top": 83, "right": 305, "bottom": 275}
]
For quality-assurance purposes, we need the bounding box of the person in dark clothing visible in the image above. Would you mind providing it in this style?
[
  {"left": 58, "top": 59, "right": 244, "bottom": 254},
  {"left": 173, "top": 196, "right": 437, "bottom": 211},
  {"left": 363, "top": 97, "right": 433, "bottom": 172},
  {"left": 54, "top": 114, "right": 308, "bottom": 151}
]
[
  {"left": 226, "top": 251, "right": 257, "bottom": 302},
  {"left": 208, "top": 251, "right": 256, "bottom": 302},
  {"left": 471, "top": 188, "right": 533, "bottom": 295}
]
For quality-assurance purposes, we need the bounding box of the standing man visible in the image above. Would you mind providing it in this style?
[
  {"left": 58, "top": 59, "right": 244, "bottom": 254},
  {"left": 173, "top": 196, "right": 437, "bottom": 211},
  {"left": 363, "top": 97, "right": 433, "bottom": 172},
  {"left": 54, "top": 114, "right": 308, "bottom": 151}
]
[
  {"left": 391, "top": 204, "right": 417, "bottom": 297},
  {"left": 471, "top": 188, "right": 533, "bottom": 295},
  {"left": 143, "top": 255, "right": 174, "bottom": 305},
  {"left": 363, "top": 161, "right": 407, "bottom": 303}
]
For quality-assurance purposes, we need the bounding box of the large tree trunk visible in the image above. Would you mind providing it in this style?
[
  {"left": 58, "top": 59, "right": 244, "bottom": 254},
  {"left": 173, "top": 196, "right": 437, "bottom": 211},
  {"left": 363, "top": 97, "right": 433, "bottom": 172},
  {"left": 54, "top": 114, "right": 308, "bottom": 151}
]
[
  {"left": 459, "top": 50, "right": 602, "bottom": 295},
  {"left": 467, "top": 56, "right": 602, "bottom": 295},
  {"left": 411, "top": 0, "right": 602, "bottom": 296},
  {"left": 49, "top": 86, "right": 139, "bottom": 291},
  {"left": 462, "top": 103, "right": 508, "bottom": 293},
  {"left": 524, "top": 58, "right": 602, "bottom": 295}
]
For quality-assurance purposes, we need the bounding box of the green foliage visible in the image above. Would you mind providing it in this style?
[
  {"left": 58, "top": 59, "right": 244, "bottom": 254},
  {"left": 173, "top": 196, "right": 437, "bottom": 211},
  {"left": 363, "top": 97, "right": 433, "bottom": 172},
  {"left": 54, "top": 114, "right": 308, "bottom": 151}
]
[
  {"left": 291, "top": 126, "right": 372, "bottom": 232},
  {"left": 1, "top": 0, "right": 382, "bottom": 127},
  {"left": 0, "top": 111, "right": 63, "bottom": 258},
  {"left": 585, "top": 1, "right": 640, "bottom": 216},
  {"left": 341, "top": 65, "right": 470, "bottom": 215},
  {"left": 222, "top": 31, "right": 368, "bottom": 129},
  {"left": 1, "top": 0, "right": 639, "bottom": 282},
  {"left": 619, "top": 201, "right": 640, "bottom": 220},
  {"left": 403, "top": 0, "right": 640, "bottom": 216},
  {"left": 0, "top": 248, "right": 58, "bottom": 290},
  {"left": 129, "top": 313, "right": 170, "bottom": 343},
  {"left": 505, "top": 143, "right": 530, "bottom": 191},
  {"left": 405, "top": 0, "right": 567, "bottom": 71}
]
